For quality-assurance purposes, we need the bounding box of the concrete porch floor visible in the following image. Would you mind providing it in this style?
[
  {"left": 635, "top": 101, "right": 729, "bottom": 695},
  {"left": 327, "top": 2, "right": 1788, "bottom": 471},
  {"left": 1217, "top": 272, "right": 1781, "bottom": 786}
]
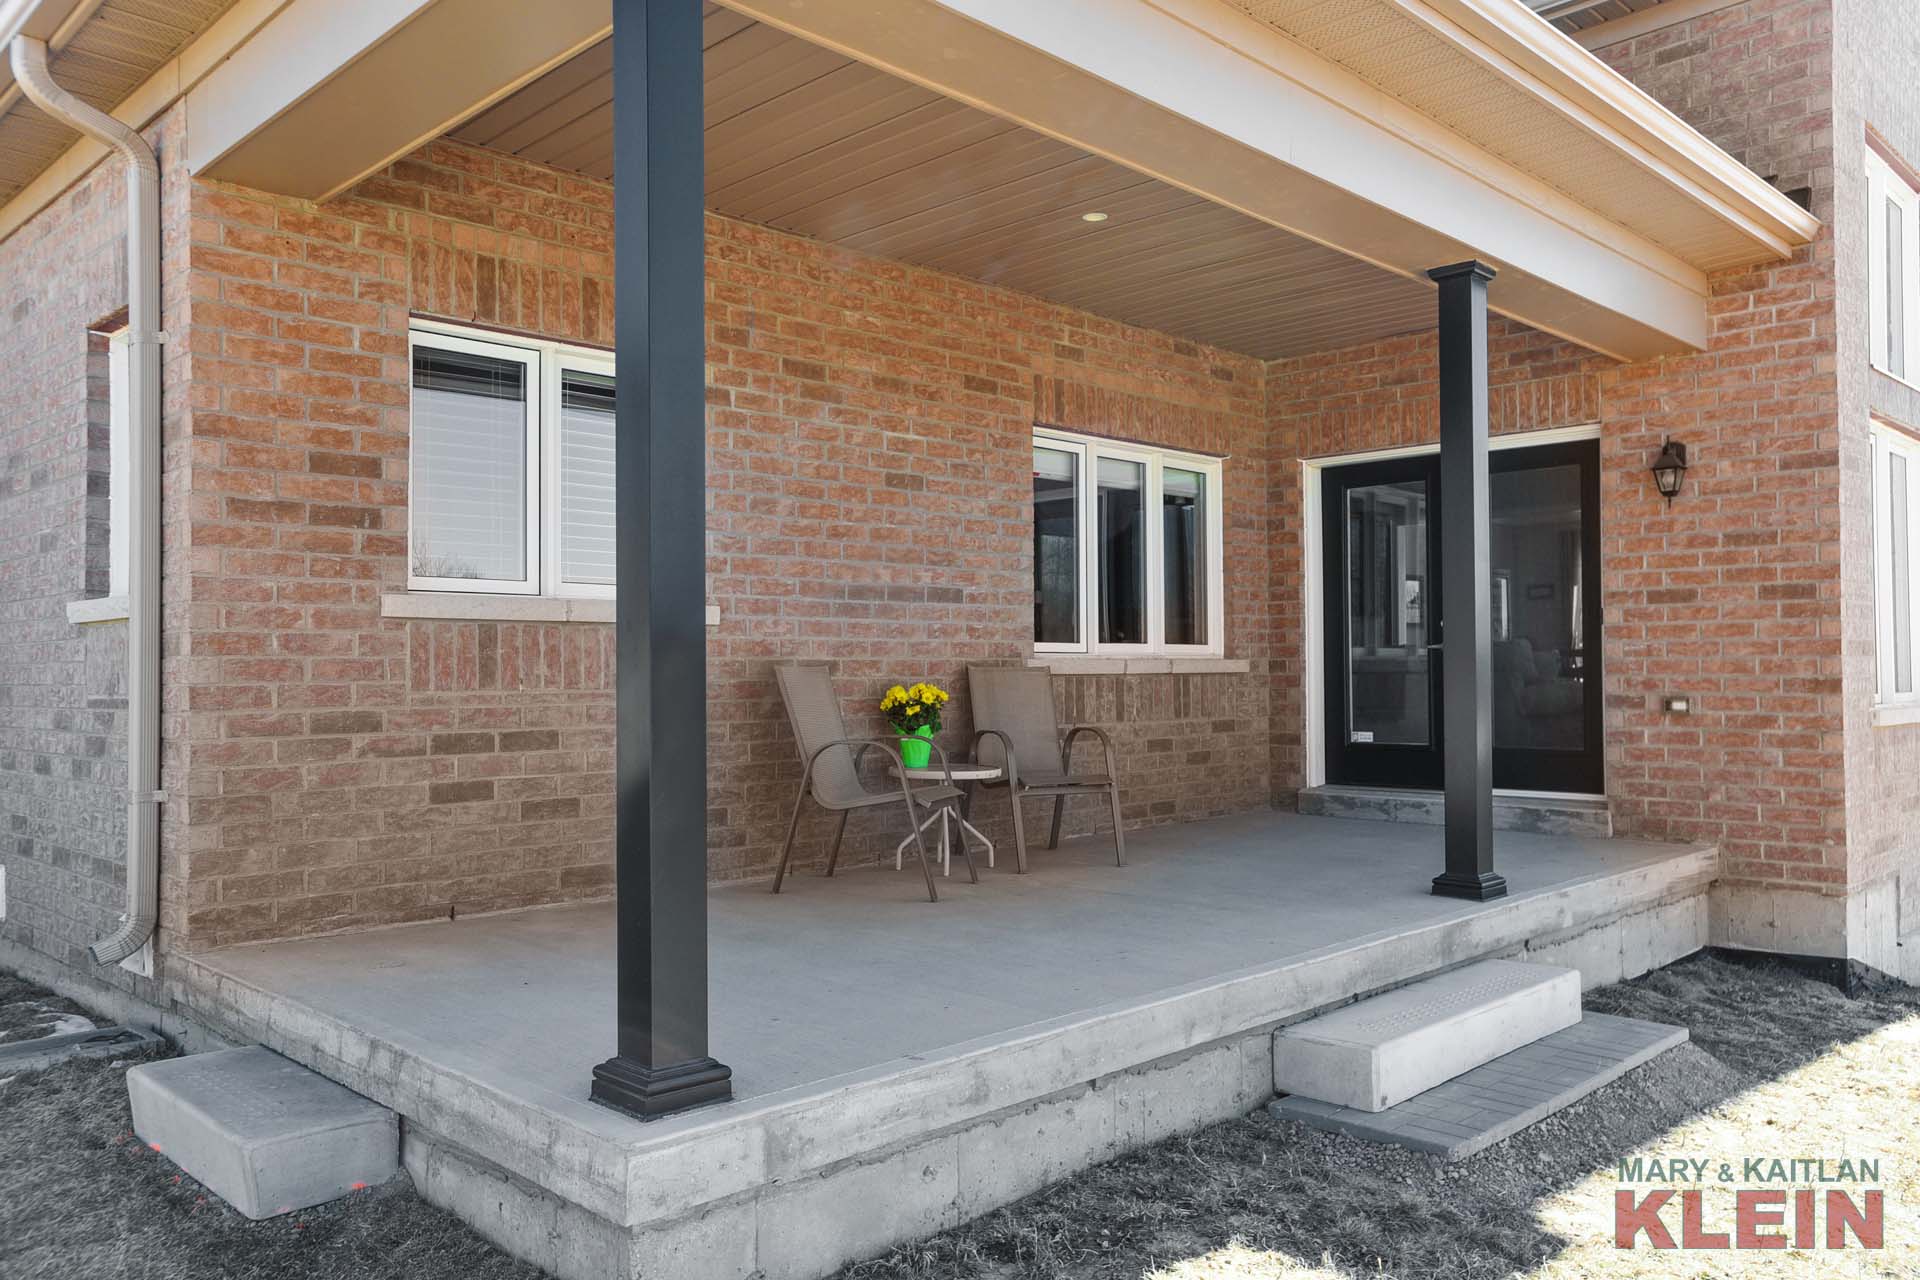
[{"left": 170, "top": 810, "right": 1718, "bottom": 1280}]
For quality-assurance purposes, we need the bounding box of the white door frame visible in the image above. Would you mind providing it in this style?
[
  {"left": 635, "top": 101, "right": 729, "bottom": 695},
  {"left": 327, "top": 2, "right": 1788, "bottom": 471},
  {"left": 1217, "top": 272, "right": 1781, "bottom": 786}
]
[{"left": 1298, "top": 423, "right": 1602, "bottom": 795}]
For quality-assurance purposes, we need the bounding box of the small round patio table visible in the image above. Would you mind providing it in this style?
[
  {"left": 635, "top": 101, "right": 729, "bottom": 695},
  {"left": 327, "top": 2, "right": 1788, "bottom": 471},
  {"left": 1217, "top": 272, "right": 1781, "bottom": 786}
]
[{"left": 887, "top": 762, "right": 1002, "bottom": 876}]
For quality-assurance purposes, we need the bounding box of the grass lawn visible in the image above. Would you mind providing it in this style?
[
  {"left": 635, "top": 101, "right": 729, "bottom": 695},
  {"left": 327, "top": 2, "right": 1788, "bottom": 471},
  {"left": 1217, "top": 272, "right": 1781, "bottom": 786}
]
[{"left": 2, "top": 955, "right": 1914, "bottom": 1279}]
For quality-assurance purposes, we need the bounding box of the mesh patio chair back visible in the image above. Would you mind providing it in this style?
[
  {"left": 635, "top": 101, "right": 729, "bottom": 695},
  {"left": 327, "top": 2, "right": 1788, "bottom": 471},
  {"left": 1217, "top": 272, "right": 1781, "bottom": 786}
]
[
  {"left": 967, "top": 666, "right": 1065, "bottom": 784},
  {"left": 771, "top": 663, "right": 976, "bottom": 899},
  {"left": 967, "top": 664, "right": 1126, "bottom": 871},
  {"left": 774, "top": 664, "right": 867, "bottom": 809}
]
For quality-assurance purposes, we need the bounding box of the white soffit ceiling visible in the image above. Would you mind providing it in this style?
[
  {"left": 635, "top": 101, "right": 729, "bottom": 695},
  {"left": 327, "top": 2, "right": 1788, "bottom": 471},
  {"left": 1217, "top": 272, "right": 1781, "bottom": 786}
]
[
  {"left": 454, "top": 11, "right": 1438, "bottom": 360},
  {"left": 0, "top": 0, "right": 240, "bottom": 206}
]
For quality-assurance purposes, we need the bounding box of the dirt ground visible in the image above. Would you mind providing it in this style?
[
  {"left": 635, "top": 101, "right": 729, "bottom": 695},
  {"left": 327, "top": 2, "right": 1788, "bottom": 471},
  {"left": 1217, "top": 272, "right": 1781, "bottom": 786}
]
[
  {"left": 0, "top": 975, "right": 542, "bottom": 1280},
  {"left": 840, "top": 954, "right": 1920, "bottom": 1280},
  {"left": 3, "top": 955, "right": 1915, "bottom": 1280},
  {"left": 0, "top": 970, "right": 97, "bottom": 1044}
]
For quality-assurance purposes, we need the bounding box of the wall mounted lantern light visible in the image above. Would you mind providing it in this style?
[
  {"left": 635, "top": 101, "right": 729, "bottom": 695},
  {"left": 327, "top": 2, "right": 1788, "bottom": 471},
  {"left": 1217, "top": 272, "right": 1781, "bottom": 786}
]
[{"left": 1650, "top": 438, "right": 1689, "bottom": 504}]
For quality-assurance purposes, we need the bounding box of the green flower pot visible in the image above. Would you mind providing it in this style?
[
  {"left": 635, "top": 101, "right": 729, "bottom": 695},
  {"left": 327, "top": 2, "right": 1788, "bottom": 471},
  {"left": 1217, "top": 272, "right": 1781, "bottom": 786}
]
[{"left": 897, "top": 726, "right": 933, "bottom": 769}]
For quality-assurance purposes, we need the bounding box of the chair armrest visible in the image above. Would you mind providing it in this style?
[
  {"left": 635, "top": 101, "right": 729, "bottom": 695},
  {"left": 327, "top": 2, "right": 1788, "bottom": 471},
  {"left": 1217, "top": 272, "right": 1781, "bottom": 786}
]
[
  {"left": 970, "top": 728, "right": 1021, "bottom": 788},
  {"left": 809, "top": 737, "right": 958, "bottom": 792},
  {"left": 1061, "top": 724, "right": 1118, "bottom": 778}
]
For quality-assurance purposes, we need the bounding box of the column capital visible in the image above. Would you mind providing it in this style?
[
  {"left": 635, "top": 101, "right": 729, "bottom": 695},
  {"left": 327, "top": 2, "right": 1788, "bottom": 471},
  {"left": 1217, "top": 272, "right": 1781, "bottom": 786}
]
[{"left": 1427, "top": 260, "right": 1498, "bottom": 284}]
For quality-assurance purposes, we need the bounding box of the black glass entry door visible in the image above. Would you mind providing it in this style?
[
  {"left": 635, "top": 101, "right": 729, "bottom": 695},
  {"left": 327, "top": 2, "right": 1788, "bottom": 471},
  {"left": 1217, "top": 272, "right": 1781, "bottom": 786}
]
[{"left": 1321, "top": 440, "right": 1602, "bottom": 794}]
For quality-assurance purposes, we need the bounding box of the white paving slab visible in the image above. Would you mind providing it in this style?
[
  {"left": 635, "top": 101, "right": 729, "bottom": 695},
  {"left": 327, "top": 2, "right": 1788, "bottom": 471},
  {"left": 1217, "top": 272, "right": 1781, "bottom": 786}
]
[
  {"left": 1273, "top": 958, "right": 1581, "bottom": 1112},
  {"left": 127, "top": 1046, "right": 397, "bottom": 1219}
]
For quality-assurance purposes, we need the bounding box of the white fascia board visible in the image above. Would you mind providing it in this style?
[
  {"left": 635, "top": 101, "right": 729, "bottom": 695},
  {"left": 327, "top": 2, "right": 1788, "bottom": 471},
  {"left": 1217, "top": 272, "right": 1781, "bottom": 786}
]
[
  {"left": 1418, "top": 0, "right": 1819, "bottom": 254},
  {"left": 728, "top": 0, "right": 1708, "bottom": 358},
  {"left": 187, "top": 0, "right": 610, "bottom": 201}
]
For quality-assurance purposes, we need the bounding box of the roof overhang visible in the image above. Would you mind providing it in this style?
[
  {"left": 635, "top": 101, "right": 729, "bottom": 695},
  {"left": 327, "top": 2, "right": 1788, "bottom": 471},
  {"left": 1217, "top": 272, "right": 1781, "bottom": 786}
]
[{"left": 2, "top": 0, "right": 1820, "bottom": 362}]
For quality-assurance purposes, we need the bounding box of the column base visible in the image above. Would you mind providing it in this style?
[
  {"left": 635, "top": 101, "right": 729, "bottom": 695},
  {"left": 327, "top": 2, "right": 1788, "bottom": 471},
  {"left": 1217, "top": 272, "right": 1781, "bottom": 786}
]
[
  {"left": 1431, "top": 870, "right": 1509, "bottom": 901},
  {"left": 591, "top": 1054, "right": 733, "bottom": 1119}
]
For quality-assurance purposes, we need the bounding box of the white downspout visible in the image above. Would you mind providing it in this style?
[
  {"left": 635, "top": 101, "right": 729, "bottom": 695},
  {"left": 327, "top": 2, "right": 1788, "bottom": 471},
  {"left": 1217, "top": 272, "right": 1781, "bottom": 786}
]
[{"left": 11, "top": 34, "right": 163, "bottom": 966}]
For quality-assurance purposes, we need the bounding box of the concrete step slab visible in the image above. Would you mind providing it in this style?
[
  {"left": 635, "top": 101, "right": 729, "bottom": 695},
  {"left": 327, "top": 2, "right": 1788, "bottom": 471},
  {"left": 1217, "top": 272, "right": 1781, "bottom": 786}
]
[
  {"left": 1273, "top": 958, "right": 1580, "bottom": 1112},
  {"left": 127, "top": 1046, "right": 397, "bottom": 1219},
  {"left": 1270, "top": 1012, "right": 1686, "bottom": 1159}
]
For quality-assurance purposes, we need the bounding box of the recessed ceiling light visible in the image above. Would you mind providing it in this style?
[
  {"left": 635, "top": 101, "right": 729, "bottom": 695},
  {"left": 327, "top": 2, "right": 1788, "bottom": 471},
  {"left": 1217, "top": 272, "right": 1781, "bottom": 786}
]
[{"left": 1080, "top": 211, "right": 1109, "bottom": 223}]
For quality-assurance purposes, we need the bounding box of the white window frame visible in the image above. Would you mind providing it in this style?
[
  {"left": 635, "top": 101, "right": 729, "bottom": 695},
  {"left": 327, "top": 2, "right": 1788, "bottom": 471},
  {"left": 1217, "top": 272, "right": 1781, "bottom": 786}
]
[
  {"left": 1866, "top": 147, "right": 1920, "bottom": 383},
  {"left": 407, "top": 320, "right": 616, "bottom": 599},
  {"left": 1872, "top": 420, "right": 1920, "bottom": 707},
  {"left": 106, "top": 327, "right": 130, "bottom": 599},
  {"left": 542, "top": 347, "right": 618, "bottom": 599},
  {"left": 1032, "top": 426, "right": 1226, "bottom": 658}
]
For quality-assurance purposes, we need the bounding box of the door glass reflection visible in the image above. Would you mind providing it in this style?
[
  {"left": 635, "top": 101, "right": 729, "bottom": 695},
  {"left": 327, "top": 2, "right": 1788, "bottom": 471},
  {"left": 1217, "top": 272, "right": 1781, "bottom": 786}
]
[
  {"left": 1345, "top": 481, "right": 1430, "bottom": 746},
  {"left": 1490, "top": 463, "right": 1585, "bottom": 752}
]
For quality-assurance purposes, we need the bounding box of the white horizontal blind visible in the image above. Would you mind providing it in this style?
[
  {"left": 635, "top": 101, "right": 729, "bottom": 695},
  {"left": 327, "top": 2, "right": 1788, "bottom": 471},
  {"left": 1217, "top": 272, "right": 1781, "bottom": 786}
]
[
  {"left": 558, "top": 369, "right": 617, "bottom": 586},
  {"left": 411, "top": 343, "right": 533, "bottom": 586}
]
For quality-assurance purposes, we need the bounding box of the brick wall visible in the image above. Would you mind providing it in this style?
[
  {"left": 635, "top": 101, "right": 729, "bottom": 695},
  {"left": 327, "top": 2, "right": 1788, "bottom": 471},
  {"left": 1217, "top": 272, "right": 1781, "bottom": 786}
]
[
  {"left": 1597, "top": 0, "right": 1853, "bottom": 946},
  {"left": 1268, "top": 0, "right": 1846, "bottom": 916},
  {"left": 1833, "top": 0, "right": 1920, "bottom": 974},
  {"left": 177, "top": 139, "right": 1271, "bottom": 949},
  {"left": 0, "top": 101, "right": 193, "bottom": 994},
  {"left": 3, "top": 0, "right": 1870, "bottom": 966}
]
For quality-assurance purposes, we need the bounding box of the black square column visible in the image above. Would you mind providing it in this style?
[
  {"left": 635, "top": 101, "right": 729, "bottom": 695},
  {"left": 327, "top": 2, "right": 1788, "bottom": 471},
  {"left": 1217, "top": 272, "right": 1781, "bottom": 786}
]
[
  {"left": 1427, "top": 261, "right": 1507, "bottom": 903},
  {"left": 591, "top": 0, "right": 732, "bottom": 1119}
]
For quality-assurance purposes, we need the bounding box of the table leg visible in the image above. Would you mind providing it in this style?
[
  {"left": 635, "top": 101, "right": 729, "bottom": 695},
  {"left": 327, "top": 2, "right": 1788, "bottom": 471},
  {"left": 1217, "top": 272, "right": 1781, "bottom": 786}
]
[
  {"left": 895, "top": 807, "right": 943, "bottom": 871},
  {"left": 955, "top": 812, "right": 995, "bottom": 869}
]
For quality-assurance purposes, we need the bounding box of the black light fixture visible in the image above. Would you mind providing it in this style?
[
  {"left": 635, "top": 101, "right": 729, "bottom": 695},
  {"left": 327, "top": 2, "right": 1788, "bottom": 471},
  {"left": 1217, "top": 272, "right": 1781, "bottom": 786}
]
[{"left": 1650, "top": 438, "right": 1688, "bottom": 504}]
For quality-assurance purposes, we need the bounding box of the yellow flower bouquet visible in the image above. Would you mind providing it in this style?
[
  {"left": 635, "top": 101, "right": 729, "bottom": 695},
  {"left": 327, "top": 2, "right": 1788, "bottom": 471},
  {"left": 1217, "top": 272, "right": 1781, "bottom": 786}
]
[{"left": 879, "top": 681, "right": 950, "bottom": 768}]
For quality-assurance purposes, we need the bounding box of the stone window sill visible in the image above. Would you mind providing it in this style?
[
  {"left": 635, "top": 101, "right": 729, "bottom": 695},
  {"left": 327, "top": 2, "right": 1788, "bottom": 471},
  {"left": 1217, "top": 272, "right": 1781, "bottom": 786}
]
[
  {"left": 381, "top": 593, "right": 721, "bottom": 626},
  {"left": 67, "top": 595, "right": 129, "bottom": 625},
  {"left": 1026, "top": 655, "right": 1250, "bottom": 675},
  {"left": 1872, "top": 701, "right": 1920, "bottom": 728}
]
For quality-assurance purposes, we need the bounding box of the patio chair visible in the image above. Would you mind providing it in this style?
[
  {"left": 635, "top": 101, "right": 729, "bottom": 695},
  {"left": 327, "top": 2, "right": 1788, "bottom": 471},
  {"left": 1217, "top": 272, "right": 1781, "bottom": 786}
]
[
  {"left": 771, "top": 663, "right": 977, "bottom": 901},
  {"left": 965, "top": 665, "right": 1125, "bottom": 873}
]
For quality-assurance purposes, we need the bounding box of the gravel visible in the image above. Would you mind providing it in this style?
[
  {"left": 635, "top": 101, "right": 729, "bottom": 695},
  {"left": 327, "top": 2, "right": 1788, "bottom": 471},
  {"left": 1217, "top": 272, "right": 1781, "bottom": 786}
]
[
  {"left": 838, "top": 953, "right": 1920, "bottom": 1280},
  {"left": 0, "top": 972, "right": 544, "bottom": 1280},
  {"left": 6, "top": 953, "right": 1915, "bottom": 1280}
]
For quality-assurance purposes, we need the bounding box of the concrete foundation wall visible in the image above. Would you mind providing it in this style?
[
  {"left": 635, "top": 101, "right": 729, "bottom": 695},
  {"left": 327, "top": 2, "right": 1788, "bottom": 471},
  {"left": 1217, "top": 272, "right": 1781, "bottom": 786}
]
[{"left": 391, "top": 877, "right": 1710, "bottom": 1280}]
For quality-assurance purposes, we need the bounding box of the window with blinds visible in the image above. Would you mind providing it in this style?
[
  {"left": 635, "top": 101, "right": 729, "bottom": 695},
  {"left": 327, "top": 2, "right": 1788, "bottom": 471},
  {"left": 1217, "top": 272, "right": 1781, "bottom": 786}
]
[{"left": 408, "top": 323, "right": 617, "bottom": 598}]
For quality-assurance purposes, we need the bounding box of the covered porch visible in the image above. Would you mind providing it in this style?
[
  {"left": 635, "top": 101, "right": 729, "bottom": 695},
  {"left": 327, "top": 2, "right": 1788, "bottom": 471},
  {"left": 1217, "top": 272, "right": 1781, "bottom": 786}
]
[
  {"left": 169, "top": 810, "right": 1716, "bottom": 1279},
  {"left": 148, "top": 0, "right": 1812, "bottom": 1161}
]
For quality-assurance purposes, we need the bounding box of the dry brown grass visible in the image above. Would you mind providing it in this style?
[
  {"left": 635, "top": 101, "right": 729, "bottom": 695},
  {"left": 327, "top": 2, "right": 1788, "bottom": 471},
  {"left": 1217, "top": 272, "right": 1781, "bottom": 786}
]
[{"left": 842, "top": 954, "right": 1920, "bottom": 1280}]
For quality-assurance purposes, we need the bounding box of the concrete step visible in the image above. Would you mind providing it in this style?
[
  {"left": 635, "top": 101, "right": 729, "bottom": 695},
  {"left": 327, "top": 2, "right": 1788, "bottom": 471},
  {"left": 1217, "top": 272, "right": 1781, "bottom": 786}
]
[
  {"left": 1296, "top": 785, "right": 1612, "bottom": 838},
  {"left": 1270, "top": 1012, "right": 1687, "bottom": 1159},
  {"left": 1273, "top": 958, "right": 1580, "bottom": 1112},
  {"left": 127, "top": 1046, "right": 397, "bottom": 1219}
]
